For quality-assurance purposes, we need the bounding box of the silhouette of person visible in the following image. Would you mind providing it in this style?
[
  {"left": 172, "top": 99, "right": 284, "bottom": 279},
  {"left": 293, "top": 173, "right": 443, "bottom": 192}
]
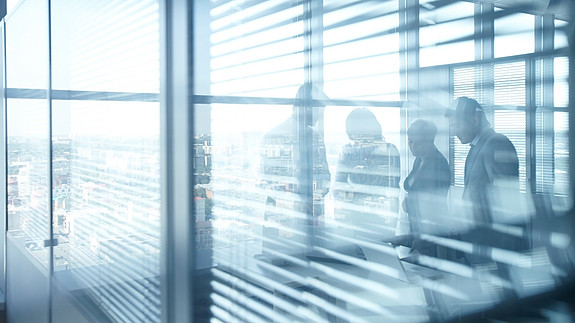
[
  {"left": 402, "top": 119, "right": 450, "bottom": 256},
  {"left": 333, "top": 108, "right": 400, "bottom": 239},
  {"left": 259, "top": 84, "right": 331, "bottom": 237},
  {"left": 445, "top": 97, "right": 529, "bottom": 265}
]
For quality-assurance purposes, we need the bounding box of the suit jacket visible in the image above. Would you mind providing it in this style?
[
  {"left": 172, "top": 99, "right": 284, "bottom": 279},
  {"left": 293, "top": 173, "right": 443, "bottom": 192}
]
[
  {"left": 403, "top": 147, "right": 450, "bottom": 235},
  {"left": 463, "top": 127, "right": 519, "bottom": 224},
  {"left": 461, "top": 127, "right": 529, "bottom": 260}
]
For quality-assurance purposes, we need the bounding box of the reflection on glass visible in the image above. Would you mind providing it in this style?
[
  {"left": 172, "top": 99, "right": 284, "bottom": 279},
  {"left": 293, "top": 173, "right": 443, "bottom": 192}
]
[
  {"left": 323, "top": 1, "right": 400, "bottom": 100},
  {"left": 419, "top": 1, "right": 474, "bottom": 67},
  {"left": 332, "top": 108, "right": 400, "bottom": 240},
  {"left": 204, "top": 2, "right": 574, "bottom": 322},
  {"left": 209, "top": 1, "right": 304, "bottom": 97},
  {"left": 7, "top": 99, "right": 51, "bottom": 266},
  {"left": 51, "top": 101, "right": 161, "bottom": 322},
  {"left": 51, "top": 0, "right": 160, "bottom": 93},
  {"left": 5, "top": 0, "right": 49, "bottom": 89}
]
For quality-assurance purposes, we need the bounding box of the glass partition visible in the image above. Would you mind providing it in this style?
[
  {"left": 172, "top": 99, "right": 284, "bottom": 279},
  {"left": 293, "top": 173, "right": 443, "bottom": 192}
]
[
  {"left": 49, "top": 0, "right": 161, "bottom": 321},
  {"left": 0, "top": 0, "right": 572, "bottom": 322},
  {"left": 5, "top": 0, "right": 51, "bottom": 321},
  {"left": 198, "top": 1, "right": 575, "bottom": 322},
  {"left": 4, "top": 0, "right": 162, "bottom": 322}
]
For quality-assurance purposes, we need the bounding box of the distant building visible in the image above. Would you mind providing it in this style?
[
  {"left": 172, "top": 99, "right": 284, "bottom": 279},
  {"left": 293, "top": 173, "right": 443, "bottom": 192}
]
[{"left": 195, "top": 197, "right": 206, "bottom": 222}]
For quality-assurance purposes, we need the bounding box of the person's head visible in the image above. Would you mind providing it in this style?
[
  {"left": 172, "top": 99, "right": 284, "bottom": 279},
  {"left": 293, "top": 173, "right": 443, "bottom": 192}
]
[
  {"left": 346, "top": 108, "right": 382, "bottom": 141},
  {"left": 444, "top": 97, "right": 490, "bottom": 144},
  {"left": 293, "top": 83, "right": 329, "bottom": 124},
  {"left": 407, "top": 119, "right": 437, "bottom": 157}
]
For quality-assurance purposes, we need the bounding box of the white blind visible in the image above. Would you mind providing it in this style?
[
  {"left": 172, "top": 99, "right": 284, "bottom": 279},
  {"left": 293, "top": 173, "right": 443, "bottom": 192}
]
[
  {"left": 419, "top": 0, "right": 475, "bottom": 67},
  {"left": 535, "top": 56, "right": 570, "bottom": 196},
  {"left": 493, "top": 61, "right": 527, "bottom": 191},
  {"left": 210, "top": 0, "right": 305, "bottom": 97},
  {"left": 205, "top": 1, "right": 573, "bottom": 323},
  {"left": 323, "top": 0, "right": 400, "bottom": 100},
  {"left": 451, "top": 66, "right": 476, "bottom": 187}
]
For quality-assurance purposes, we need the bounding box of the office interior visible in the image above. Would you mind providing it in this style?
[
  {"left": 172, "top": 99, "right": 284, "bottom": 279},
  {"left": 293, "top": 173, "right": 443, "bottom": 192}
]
[{"left": 0, "top": 0, "right": 573, "bottom": 322}]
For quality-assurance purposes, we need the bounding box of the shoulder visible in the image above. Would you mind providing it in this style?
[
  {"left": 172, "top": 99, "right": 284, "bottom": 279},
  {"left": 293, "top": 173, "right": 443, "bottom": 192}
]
[
  {"left": 489, "top": 132, "right": 513, "bottom": 144},
  {"left": 431, "top": 148, "right": 448, "bottom": 161},
  {"left": 481, "top": 131, "right": 518, "bottom": 165},
  {"left": 422, "top": 150, "right": 450, "bottom": 175},
  {"left": 485, "top": 132, "right": 516, "bottom": 153}
]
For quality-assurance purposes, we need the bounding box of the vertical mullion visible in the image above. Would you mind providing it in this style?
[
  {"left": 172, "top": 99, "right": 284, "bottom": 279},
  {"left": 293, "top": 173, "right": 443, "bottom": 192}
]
[
  {"left": 160, "top": 0, "right": 195, "bottom": 322},
  {"left": 1, "top": 18, "right": 6, "bottom": 302},
  {"left": 475, "top": 2, "right": 494, "bottom": 108},
  {"left": 399, "top": 0, "right": 419, "bottom": 103},
  {"left": 532, "top": 15, "right": 555, "bottom": 194},
  {"left": 570, "top": 6, "right": 575, "bottom": 199},
  {"left": 399, "top": 0, "right": 419, "bottom": 179},
  {"left": 47, "top": 0, "right": 54, "bottom": 322},
  {"left": 309, "top": 0, "right": 323, "bottom": 87},
  {"left": 475, "top": 2, "right": 493, "bottom": 62},
  {"left": 301, "top": 0, "right": 314, "bottom": 228}
]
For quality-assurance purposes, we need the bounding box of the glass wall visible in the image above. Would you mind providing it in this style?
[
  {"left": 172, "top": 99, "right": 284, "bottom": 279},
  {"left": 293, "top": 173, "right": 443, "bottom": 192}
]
[
  {"left": 4, "top": 0, "right": 161, "bottom": 322},
  {"left": 0, "top": 0, "right": 573, "bottom": 322},
  {"left": 5, "top": 0, "right": 51, "bottom": 320},
  {"left": 197, "top": 1, "right": 574, "bottom": 323}
]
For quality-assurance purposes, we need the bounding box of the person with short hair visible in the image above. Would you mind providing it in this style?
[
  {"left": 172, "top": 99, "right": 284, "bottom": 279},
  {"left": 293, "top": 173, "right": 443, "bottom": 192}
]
[
  {"left": 403, "top": 119, "right": 450, "bottom": 257},
  {"left": 445, "top": 97, "right": 529, "bottom": 265},
  {"left": 445, "top": 97, "right": 519, "bottom": 226}
]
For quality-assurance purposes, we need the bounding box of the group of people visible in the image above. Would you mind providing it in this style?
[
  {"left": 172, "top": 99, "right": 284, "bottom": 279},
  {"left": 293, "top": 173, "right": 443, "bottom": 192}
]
[{"left": 260, "top": 84, "right": 528, "bottom": 265}]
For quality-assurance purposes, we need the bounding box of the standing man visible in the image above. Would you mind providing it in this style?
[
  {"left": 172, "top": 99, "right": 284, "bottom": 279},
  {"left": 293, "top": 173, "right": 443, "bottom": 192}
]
[
  {"left": 445, "top": 97, "right": 519, "bottom": 226},
  {"left": 445, "top": 97, "right": 529, "bottom": 263}
]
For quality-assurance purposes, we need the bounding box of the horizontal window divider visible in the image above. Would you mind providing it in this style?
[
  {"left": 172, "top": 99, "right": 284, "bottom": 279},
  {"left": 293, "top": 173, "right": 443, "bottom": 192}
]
[
  {"left": 6, "top": 88, "right": 159, "bottom": 102},
  {"left": 192, "top": 94, "right": 403, "bottom": 108}
]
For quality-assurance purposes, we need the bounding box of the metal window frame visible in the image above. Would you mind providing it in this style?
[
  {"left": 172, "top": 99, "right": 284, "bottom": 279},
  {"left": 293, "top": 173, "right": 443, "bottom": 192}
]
[{"left": 159, "top": 0, "right": 195, "bottom": 322}]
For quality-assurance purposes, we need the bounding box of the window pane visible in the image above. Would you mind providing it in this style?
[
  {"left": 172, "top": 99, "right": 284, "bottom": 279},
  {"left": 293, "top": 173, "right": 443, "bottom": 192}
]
[
  {"left": 420, "top": 1, "right": 474, "bottom": 67},
  {"left": 323, "top": 1, "right": 400, "bottom": 100},
  {"left": 52, "top": 100, "right": 161, "bottom": 322},
  {"left": 325, "top": 106, "right": 402, "bottom": 240},
  {"left": 493, "top": 110, "right": 526, "bottom": 191},
  {"left": 208, "top": 1, "right": 305, "bottom": 97},
  {"left": 554, "top": 19, "right": 568, "bottom": 51},
  {"left": 554, "top": 57, "right": 569, "bottom": 108},
  {"left": 5, "top": 0, "right": 49, "bottom": 89},
  {"left": 200, "top": 2, "right": 574, "bottom": 323},
  {"left": 51, "top": 0, "right": 160, "bottom": 93},
  {"left": 494, "top": 11, "right": 534, "bottom": 58},
  {"left": 48, "top": 0, "right": 162, "bottom": 321},
  {"left": 553, "top": 111, "right": 570, "bottom": 198},
  {"left": 7, "top": 99, "right": 50, "bottom": 266},
  {"left": 6, "top": 0, "right": 51, "bottom": 269}
]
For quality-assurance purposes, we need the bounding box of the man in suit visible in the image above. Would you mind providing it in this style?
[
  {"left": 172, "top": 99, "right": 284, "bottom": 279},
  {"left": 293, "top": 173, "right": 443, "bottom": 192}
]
[
  {"left": 445, "top": 97, "right": 529, "bottom": 264},
  {"left": 446, "top": 97, "right": 519, "bottom": 225}
]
